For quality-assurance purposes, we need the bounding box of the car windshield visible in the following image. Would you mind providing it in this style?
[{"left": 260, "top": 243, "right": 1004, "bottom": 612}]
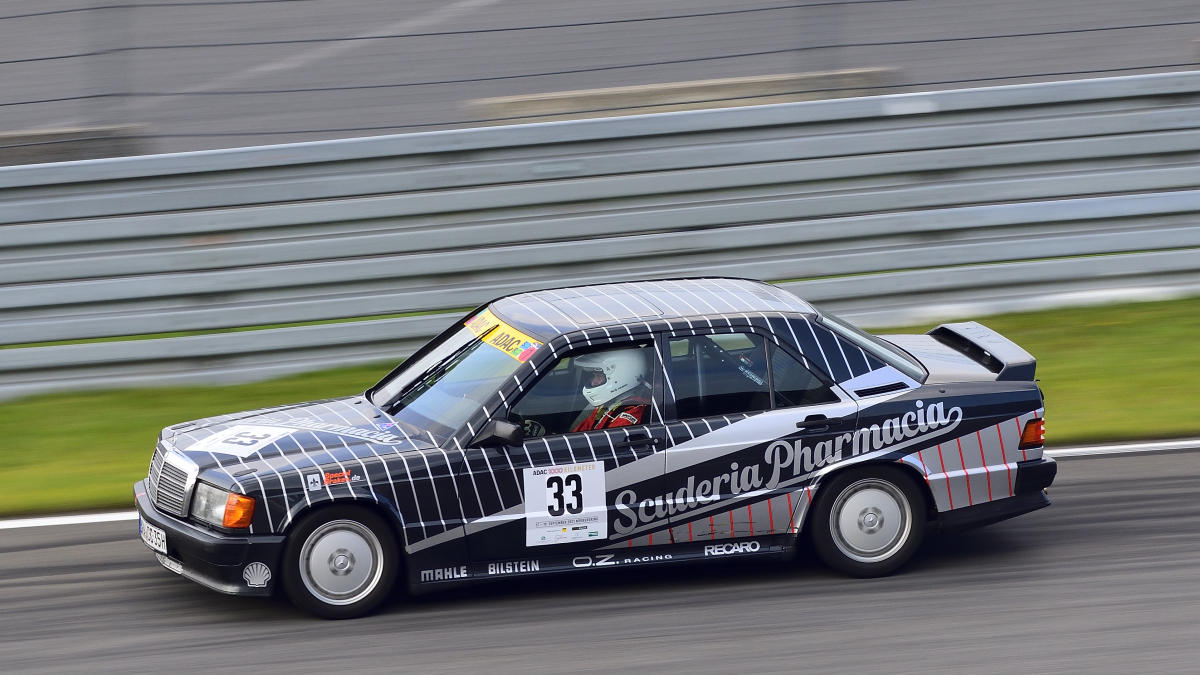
[
  {"left": 369, "top": 326, "right": 524, "bottom": 443},
  {"left": 814, "top": 306, "right": 928, "bottom": 382}
]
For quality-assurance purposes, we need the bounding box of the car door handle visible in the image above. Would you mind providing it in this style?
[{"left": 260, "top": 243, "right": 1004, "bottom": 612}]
[
  {"left": 613, "top": 435, "right": 661, "bottom": 449},
  {"left": 796, "top": 414, "right": 839, "bottom": 431}
]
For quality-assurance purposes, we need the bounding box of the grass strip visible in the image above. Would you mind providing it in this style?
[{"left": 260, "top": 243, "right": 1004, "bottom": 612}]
[
  {"left": 1, "top": 296, "right": 1197, "bottom": 517},
  {"left": 876, "top": 295, "right": 1200, "bottom": 447},
  {"left": 0, "top": 363, "right": 394, "bottom": 517}
]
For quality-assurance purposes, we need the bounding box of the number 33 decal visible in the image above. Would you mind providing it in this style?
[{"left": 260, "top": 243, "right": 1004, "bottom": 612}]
[
  {"left": 222, "top": 431, "right": 274, "bottom": 447},
  {"left": 523, "top": 463, "right": 606, "bottom": 546},
  {"left": 546, "top": 474, "right": 583, "bottom": 516}
]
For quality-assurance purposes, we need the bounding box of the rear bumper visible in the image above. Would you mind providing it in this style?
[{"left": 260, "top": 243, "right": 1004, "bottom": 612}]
[
  {"left": 134, "top": 480, "right": 285, "bottom": 596},
  {"left": 1014, "top": 454, "right": 1057, "bottom": 494},
  {"left": 937, "top": 456, "right": 1056, "bottom": 534}
]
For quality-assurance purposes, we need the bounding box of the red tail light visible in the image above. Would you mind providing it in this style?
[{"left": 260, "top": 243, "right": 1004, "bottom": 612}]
[{"left": 1019, "top": 418, "right": 1045, "bottom": 450}]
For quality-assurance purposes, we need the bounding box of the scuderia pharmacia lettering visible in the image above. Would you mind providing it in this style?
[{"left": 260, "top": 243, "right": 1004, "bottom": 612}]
[{"left": 613, "top": 400, "right": 962, "bottom": 535}]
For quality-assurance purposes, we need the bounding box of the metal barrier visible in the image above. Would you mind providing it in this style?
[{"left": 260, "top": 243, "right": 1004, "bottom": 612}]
[{"left": 2, "top": 71, "right": 1200, "bottom": 400}]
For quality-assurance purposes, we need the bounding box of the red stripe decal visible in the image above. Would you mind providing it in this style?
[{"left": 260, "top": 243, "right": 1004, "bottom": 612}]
[
  {"left": 996, "top": 423, "right": 1012, "bottom": 496},
  {"left": 1016, "top": 417, "right": 1027, "bottom": 461},
  {"left": 956, "top": 437, "right": 973, "bottom": 506},
  {"left": 767, "top": 498, "right": 775, "bottom": 533},
  {"left": 786, "top": 492, "right": 795, "bottom": 533},
  {"left": 709, "top": 516, "right": 716, "bottom": 540},
  {"left": 935, "top": 443, "right": 954, "bottom": 510},
  {"left": 688, "top": 521, "right": 694, "bottom": 542},
  {"left": 916, "top": 448, "right": 933, "bottom": 487},
  {"left": 747, "top": 505, "right": 755, "bottom": 537},
  {"left": 977, "top": 430, "right": 993, "bottom": 502}
]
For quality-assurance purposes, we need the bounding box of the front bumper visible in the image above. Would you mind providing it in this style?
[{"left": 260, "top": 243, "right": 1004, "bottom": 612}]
[{"left": 134, "top": 480, "right": 285, "bottom": 596}]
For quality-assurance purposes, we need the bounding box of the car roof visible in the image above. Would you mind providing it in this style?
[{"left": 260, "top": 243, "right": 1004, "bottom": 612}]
[{"left": 489, "top": 277, "right": 814, "bottom": 339}]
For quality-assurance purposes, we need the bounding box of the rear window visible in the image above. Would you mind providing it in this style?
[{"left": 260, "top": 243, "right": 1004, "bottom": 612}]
[{"left": 815, "top": 308, "right": 928, "bottom": 383}]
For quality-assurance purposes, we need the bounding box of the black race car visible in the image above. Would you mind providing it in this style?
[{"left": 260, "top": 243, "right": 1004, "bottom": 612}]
[{"left": 135, "top": 278, "right": 1054, "bottom": 618}]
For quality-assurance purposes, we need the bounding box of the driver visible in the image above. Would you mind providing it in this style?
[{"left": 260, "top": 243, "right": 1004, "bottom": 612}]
[{"left": 570, "top": 347, "right": 651, "bottom": 432}]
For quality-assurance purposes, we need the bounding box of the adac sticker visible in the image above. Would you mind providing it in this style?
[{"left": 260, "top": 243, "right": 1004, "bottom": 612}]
[
  {"left": 467, "top": 309, "right": 542, "bottom": 362},
  {"left": 464, "top": 309, "right": 502, "bottom": 337}
]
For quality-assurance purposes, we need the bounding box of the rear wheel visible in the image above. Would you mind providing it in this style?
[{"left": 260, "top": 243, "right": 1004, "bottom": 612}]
[
  {"left": 282, "top": 505, "right": 399, "bottom": 619},
  {"left": 810, "top": 466, "right": 925, "bottom": 577}
]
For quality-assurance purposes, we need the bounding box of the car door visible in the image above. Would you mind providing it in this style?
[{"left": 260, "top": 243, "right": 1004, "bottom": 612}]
[
  {"left": 460, "top": 338, "right": 670, "bottom": 564},
  {"left": 659, "top": 329, "right": 859, "bottom": 544}
]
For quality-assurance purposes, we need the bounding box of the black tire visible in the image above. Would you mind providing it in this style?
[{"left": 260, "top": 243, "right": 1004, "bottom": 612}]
[
  {"left": 809, "top": 465, "right": 926, "bottom": 577},
  {"left": 281, "top": 505, "right": 400, "bottom": 620}
]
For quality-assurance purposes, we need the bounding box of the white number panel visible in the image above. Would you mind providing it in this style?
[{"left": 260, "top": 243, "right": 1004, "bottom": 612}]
[
  {"left": 523, "top": 463, "right": 607, "bottom": 547},
  {"left": 187, "top": 425, "right": 293, "bottom": 458}
]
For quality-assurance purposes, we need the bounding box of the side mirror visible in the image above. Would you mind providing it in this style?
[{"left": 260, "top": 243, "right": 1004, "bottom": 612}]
[{"left": 470, "top": 419, "right": 525, "bottom": 448}]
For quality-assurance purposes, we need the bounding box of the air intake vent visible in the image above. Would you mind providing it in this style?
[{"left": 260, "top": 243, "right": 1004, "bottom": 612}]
[{"left": 854, "top": 381, "right": 909, "bottom": 397}]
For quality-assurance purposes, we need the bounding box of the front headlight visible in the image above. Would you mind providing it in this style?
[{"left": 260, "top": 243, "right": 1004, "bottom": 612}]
[{"left": 190, "top": 482, "right": 255, "bottom": 529}]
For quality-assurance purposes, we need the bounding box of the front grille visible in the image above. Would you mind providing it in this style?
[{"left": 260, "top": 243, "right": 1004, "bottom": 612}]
[
  {"left": 155, "top": 462, "right": 190, "bottom": 516},
  {"left": 147, "top": 447, "right": 164, "bottom": 504},
  {"left": 146, "top": 445, "right": 192, "bottom": 517}
]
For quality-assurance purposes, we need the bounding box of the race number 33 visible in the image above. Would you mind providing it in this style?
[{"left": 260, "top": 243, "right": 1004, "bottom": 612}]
[
  {"left": 523, "top": 463, "right": 606, "bottom": 547},
  {"left": 186, "top": 425, "right": 292, "bottom": 458}
]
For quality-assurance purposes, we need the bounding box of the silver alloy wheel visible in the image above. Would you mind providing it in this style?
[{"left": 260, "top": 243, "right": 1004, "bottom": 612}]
[
  {"left": 298, "top": 519, "right": 384, "bottom": 606},
  {"left": 828, "top": 478, "right": 912, "bottom": 564}
]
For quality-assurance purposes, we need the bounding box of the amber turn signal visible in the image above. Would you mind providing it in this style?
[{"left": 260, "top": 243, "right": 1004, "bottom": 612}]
[
  {"left": 1018, "top": 418, "right": 1045, "bottom": 450},
  {"left": 222, "top": 493, "right": 256, "bottom": 528}
]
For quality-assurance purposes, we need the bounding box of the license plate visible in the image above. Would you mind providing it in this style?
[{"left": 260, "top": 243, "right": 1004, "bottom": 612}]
[{"left": 140, "top": 517, "right": 167, "bottom": 554}]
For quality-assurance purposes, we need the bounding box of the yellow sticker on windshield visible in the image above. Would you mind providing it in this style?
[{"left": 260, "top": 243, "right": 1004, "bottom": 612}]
[
  {"left": 466, "top": 309, "right": 542, "bottom": 362},
  {"left": 465, "top": 309, "right": 502, "bottom": 337}
]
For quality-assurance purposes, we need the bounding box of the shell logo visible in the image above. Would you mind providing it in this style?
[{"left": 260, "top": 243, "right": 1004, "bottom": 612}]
[{"left": 243, "top": 562, "right": 272, "bottom": 588}]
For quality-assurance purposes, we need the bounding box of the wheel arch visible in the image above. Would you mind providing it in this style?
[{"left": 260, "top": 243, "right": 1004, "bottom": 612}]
[
  {"left": 283, "top": 496, "right": 410, "bottom": 563},
  {"left": 797, "top": 458, "right": 938, "bottom": 535}
]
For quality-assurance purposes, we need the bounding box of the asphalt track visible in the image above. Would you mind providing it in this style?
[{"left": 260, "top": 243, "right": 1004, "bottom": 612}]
[{"left": 2, "top": 449, "right": 1199, "bottom": 674}]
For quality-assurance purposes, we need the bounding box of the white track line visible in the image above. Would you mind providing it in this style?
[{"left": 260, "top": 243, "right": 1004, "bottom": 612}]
[
  {"left": 0, "top": 511, "right": 139, "bottom": 530},
  {"left": 1044, "top": 438, "right": 1200, "bottom": 458},
  {"left": 0, "top": 438, "right": 1197, "bottom": 531}
]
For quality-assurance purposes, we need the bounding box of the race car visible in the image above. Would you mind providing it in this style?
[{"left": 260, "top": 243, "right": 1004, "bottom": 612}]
[{"left": 134, "top": 277, "right": 1055, "bottom": 619}]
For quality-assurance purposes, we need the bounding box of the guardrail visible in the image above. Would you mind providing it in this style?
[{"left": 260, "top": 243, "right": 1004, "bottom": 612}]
[{"left": 2, "top": 71, "right": 1200, "bottom": 401}]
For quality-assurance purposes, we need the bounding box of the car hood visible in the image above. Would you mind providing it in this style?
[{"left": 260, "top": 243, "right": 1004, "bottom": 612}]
[{"left": 162, "top": 396, "right": 433, "bottom": 475}]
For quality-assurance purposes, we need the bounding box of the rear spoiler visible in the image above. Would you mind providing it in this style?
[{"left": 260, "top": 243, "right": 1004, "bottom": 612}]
[{"left": 926, "top": 321, "right": 1036, "bottom": 381}]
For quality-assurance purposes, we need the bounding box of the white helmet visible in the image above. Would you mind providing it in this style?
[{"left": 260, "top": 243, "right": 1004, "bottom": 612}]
[{"left": 575, "top": 348, "right": 647, "bottom": 407}]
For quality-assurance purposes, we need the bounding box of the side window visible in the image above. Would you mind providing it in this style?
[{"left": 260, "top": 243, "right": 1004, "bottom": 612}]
[
  {"left": 769, "top": 344, "right": 840, "bottom": 407},
  {"left": 667, "top": 332, "right": 770, "bottom": 419},
  {"left": 509, "top": 343, "right": 657, "bottom": 437}
]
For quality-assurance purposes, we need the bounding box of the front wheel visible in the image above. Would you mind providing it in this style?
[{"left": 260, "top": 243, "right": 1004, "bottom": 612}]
[
  {"left": 810, "top": 466, "right": 926, "bottom": 577},
  {"left": 282, "top": 505, "right": 399, "bottom": 619}
]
